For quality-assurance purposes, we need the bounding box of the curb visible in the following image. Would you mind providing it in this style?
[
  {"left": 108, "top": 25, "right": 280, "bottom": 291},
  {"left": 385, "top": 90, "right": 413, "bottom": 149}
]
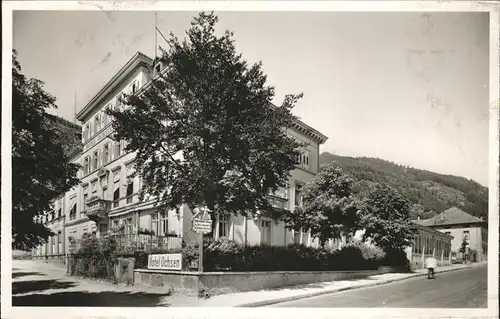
[{"left": 236, "top": 264, "right": 484, "bottom": 307}]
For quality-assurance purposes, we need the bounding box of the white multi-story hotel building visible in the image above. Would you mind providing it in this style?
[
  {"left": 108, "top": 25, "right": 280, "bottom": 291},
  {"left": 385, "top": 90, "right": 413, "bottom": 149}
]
[{"left": 33, "top": 51, "right": 329, "bottom": 260}]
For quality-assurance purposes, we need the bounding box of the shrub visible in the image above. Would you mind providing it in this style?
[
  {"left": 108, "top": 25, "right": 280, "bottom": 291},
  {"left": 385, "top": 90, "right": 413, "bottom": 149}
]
[
  {"left": 73, "top": 232, "right": 388, "bottom": 276},
  {"left": 355, "top": 243, "right": 385, "bottom": 263},
  {"left": 171, "top": 238, "right": 385, "bottom": 272},
  {"left": 380, "top": 248, "right": 410, "bottom": 269},
  {"left": 205, "top": 237, "right": 244, "bottom": 270},
  {"left": 334, "top": 245, "right": 366, "bottom": 270},
  {"left": 73, "top": 234, "right": 118, "bottom": 281}
]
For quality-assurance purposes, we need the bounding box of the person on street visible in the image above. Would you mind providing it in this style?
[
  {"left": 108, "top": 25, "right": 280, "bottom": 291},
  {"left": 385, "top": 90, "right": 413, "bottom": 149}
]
[{"left": 425, "top": 256, "right": 437, "bottom": 279}]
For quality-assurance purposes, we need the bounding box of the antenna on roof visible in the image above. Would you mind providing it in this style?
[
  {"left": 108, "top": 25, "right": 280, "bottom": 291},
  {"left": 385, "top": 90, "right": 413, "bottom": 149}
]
[
  {"left": 73, "top": 91, "right": 77, "bottom": 124},
  {"left": 154, "top": 11, "right": 158, "bottom": 67}
]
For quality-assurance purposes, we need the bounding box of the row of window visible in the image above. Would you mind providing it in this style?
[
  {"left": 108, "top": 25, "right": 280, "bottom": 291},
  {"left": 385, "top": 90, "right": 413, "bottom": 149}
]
[
  {"left": 413, "top": 234, "right": 451, "bottom": 256},
  {"left": 444, "top": 230, "right": 470, "bottom": 241},
  {"left": 215, "top": 214, "right": 273, "bottom": 244},
  {"left": 218, "top": 215, "right": 310, "bottom": 246},
  {"left": 82, "top": 80, "right": 139, "bottom": 142},
  {"left": 112, "top": 211, "right": 173, "bottom": 237},
  {"left": 107, "top": 212, "right": 273, "bottom": 245},
  {"left": 37, "top": 208, "right": 63, "bottom": 225},
  {"left": 83, "top": 140, "right": 127, "bottom": 176},
  {"left": 297, "top": 151, "right": 310, "bottom": 169},
  {"left": 40, "top": 179, "right": 300, "bottom": 227},
  {"left": 35, "top": 231, "right": 63, "bottom": 255},
  {"left": 268, "top": 182, "right": 303, "bottom": 206},
  {"left": 38, "top": 166, "right": 137, "bottom": 226},
  {"left": 82, "top": 176, "right": 135, "bottom": 210}
]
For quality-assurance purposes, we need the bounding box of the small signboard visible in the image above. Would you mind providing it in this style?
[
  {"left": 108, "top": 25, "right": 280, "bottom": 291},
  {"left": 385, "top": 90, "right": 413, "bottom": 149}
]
[
  {"left": 192, "top": 219, "right": 213, "bottom": 234},
  {"left": 147, "top": 253, "right": 182, "bottom": 270},
  {"left": 191, "top": 206, "right": 212, "bottom": 272},
  {"left": 192, "top": 207, "right": 213, "bottom": 234}
]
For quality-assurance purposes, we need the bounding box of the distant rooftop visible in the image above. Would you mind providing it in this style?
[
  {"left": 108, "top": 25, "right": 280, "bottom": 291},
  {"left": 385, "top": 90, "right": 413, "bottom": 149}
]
[{"left": 416, "top": 206, "right": 485, "bottom": 227}]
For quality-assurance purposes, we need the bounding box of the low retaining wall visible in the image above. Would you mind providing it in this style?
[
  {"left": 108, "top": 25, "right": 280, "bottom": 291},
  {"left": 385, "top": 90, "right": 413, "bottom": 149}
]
[
  {"left": 377, "top": 265, "right": 411, "bottom": 274},
  {"left": 134, "top": 269, "right": 382, "bottom": 296}
]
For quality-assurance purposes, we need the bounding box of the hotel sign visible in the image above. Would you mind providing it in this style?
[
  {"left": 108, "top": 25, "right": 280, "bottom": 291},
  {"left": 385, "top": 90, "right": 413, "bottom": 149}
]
[
  {"left": 192, "top": 219, "right": 212, "bottom": 234},
  {"left": 147, "top": 253, "right": 182, "bottom": 270}
]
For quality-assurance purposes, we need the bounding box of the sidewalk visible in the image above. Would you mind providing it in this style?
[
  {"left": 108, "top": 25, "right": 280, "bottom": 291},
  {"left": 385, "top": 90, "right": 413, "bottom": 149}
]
[
  {"left": 12, "top": 259, "right": 201, "bottom": 306},
  {"left": 195, "top": 262, "right": 487, "bottom": 307},
  {"left": 28, "top": 259, "right": 67, "bottom": 272}
]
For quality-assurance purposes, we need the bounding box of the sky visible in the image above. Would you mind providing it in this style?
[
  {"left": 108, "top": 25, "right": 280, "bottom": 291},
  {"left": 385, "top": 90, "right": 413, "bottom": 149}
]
[{"left": 12, "top": 11, "right": 490, "bottom": 186}]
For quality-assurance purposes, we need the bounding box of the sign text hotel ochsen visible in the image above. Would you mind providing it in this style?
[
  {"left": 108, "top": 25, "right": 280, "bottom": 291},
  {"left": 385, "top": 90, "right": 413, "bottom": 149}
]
[{"left": 147, "top": 253, "right": 182, "bottom": 271}]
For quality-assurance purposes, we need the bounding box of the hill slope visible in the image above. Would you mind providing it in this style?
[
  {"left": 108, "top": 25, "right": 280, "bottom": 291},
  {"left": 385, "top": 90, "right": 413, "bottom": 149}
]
[{"left": 319, "top": 152, "right": 488, "bottom": 221}]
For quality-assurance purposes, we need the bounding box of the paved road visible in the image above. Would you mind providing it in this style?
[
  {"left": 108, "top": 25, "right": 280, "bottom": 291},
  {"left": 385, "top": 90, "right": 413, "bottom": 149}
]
[
  {"left": 270, "top": 264, "right": 488, "bottom": 308},
  {"left": 11, "top": 260, "right": 199, "bottom": 306}
]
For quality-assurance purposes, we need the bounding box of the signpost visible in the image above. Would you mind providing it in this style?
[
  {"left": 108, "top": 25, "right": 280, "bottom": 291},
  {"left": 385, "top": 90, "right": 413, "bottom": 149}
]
[
  {"left": 68, "top": 236, "right": 77, "bottom": 254},
  {"left": 192, "top": 206, "right": 212, "bottom": 272}
]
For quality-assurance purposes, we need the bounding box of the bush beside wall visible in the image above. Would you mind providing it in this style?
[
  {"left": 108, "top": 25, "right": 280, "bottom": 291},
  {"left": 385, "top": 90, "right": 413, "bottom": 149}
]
[
  {"left": 134, "top": 238, "right": 386, "bottom": 272},
  {"left": 72, "top": 234, "right": 118, "bottom": 281},
  {"left": 73, "top": 234, "right": 388, "bottom": 279},
  {"left": 380, "top": 248, "right": 411, "bottom": 270}
]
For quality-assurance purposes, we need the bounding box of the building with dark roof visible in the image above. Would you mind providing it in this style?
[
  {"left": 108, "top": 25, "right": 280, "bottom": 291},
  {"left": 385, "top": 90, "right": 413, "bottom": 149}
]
[
  {"left": 405, "top": 222, "right": 454, "bottom": 270},
  {"left": 416, "top": 206, "right": 488, "bottom": 262}
]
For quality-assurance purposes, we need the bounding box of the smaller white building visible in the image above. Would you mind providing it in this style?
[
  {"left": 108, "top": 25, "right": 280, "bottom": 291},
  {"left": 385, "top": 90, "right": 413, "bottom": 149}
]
[
  {"left": 417, "top": 207, "right": 488, "bottom": 262},
  {"left": 405, "top": 223, "right": 454, "bottom": 269}
]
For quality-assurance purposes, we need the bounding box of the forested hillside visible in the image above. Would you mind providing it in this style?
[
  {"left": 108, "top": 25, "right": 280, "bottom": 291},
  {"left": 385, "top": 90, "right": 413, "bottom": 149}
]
[
  {"left": 45, "top": 114, "right": 82, "bottom": 157},
  {"left": 319, "top": 152, "right": 488, "bottom": 221}
]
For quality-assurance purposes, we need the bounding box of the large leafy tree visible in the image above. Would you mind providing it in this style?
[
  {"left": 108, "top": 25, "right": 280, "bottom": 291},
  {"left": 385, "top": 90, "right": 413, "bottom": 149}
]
[
  {"left": 108, "top": 12, "right": 303, "bottom": 234},
  {"left": 360, "top": 183, "right": 418, "bottom": 251},
  {"left": 12, "top": 50, "right": 79, "bottom": 250},
  {"left": 284, "top": 164, "right": 362, "bottom": 246}
]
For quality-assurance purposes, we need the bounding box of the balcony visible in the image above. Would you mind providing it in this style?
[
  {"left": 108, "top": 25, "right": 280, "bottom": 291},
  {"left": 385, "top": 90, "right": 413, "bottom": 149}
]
[{"left": 84, "top": 196, "right": 112, "bottom": 223}]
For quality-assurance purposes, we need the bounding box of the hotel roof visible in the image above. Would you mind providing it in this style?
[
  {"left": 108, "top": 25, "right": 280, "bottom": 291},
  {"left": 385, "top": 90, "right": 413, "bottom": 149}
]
[
  {"left": 416, "top": 206, "right": 486, "bottom": 227},
  {"left": 76, "top": 51, "right": 328, "bottom": 144}
]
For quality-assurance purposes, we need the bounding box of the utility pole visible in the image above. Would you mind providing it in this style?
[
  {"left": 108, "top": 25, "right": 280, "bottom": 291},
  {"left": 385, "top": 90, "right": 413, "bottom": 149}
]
[
  {"left": 154, "top": 12, "right": 158, "bottom": 72},
  {"left": 73, "top": 91, "right": 77, "bottom": 124}
]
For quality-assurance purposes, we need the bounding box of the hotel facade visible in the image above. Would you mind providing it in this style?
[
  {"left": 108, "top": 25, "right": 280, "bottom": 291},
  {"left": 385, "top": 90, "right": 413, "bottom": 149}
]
[{"left": 33, "top": 52, "right": 329, "bottom": 260}]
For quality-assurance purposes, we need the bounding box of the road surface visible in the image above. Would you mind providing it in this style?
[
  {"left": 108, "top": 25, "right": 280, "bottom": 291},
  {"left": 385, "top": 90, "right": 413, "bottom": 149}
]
[
  {"left": 270, "top": 264, "right": 488, "bottom": 308},
  {"left": 11, "top": 260, "right": 199, "bottom": 306}
]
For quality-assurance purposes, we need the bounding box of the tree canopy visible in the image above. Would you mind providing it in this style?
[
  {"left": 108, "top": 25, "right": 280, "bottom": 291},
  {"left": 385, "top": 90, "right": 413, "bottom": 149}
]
[
  {"left": 108, "top": 12, "right": 303, "bottom": 230},
  {"left": 360, "top": 183, "right": 418, "bottom": 251},
  {"left": 284, "top": 164, "right": 362, "bottom": 246},
  {"left": 12, "top": 50, "right": 80, "bottom": 250}
]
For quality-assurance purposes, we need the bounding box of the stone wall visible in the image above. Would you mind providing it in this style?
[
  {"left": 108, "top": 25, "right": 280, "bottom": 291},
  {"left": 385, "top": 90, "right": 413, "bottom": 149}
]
[
  {"left": 114, "top": 257, "right": 135, "bottom": 285},
  {"left": 133, "top": 269, "right": 382, "bottom": 297}
]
